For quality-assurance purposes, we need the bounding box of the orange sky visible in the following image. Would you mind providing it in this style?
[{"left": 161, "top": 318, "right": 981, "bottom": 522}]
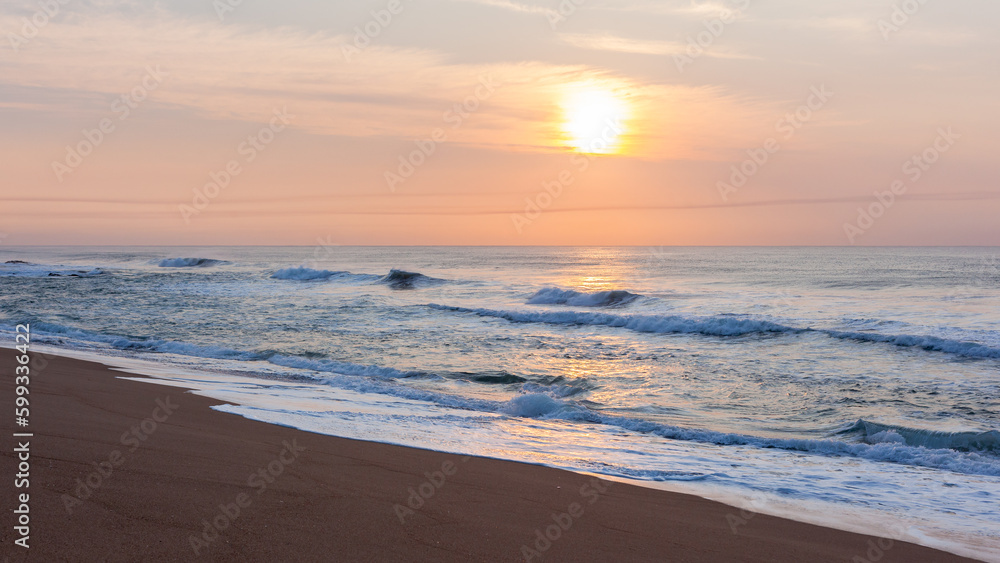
[{"left": 1, "top": 0, "right": 998, "bottom": 245}]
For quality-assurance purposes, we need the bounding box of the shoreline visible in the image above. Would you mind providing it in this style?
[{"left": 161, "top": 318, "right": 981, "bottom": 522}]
[{"left": 0, "top": 348, "right": 982, "bottom": 562}]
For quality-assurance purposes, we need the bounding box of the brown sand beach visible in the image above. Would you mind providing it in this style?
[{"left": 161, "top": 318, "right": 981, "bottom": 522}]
[{"left": 0, "top": 349, "right": 979, "bottom": 562}]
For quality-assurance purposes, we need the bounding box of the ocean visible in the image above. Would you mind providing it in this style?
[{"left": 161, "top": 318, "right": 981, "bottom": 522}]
[{"left": 2, "top": 246, "right": 998, "bottom": 560}]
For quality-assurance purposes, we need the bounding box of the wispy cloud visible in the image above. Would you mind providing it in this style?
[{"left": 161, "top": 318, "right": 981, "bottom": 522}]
[
  {"left": 558, "top": 32, "right": 759, "bottom": 61},
  {"left": 447, "top": 0, "right": 557, "bottom": 17},
  {"left": 580, "top": 0, "right": 740, "bottom": 17},
  {"left": 559, "top": 33, "right": 684, "bottom": 56},
  {"left": 11, "top": 192, "right": 997, "bottom": 217}
]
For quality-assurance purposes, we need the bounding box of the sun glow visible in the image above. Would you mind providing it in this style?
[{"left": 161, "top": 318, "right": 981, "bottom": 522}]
[{"left": 561, "top": 87, "right": 630, "bottom": 154}]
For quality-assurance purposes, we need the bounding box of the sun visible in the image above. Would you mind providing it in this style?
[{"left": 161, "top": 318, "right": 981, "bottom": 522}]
[{"left": 561, "top": 88, "right": 630, "bottom": 154}]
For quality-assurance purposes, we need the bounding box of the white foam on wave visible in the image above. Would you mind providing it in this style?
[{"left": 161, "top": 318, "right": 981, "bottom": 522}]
[
  {"left": 501, "top": 393, "right": 568, "bottom": 417},
  {"left": 429, "top": 304, "right": 799, "bottom": 337},
  {"left": 869, "top": 430, "right": 908, "bottom": 445},
  {"left": 266, "top": 346, "right": 1000, "bottom": 477},
  {"left": 555, "top": 410, "right": 1000, "bottom": 477},
  {"left": 284, "top": 354, "right": 1000, "bottom": 477},
  {"left": 288, "top": 371, "right": 1000, "bottom": 478}
]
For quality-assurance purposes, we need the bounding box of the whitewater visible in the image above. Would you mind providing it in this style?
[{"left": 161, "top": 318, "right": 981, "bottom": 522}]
[{"left": 1, "top": 246, "right": 998, "bottom": 560}]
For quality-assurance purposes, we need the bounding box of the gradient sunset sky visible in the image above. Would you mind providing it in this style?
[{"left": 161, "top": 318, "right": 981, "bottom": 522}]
[{"left": 2, "top": 0, "right": 997, "bottom": 245}]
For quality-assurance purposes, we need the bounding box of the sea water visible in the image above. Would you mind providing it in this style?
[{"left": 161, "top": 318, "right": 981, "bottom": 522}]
[{"left": 1, "top": 246, "right": 997, "bottom": 560}]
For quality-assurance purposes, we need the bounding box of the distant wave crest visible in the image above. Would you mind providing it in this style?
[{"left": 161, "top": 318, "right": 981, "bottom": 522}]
[
  {"left": 271, "top": 267, "right": 348, "bottom": 281},
  {"left": 46, "top": 268, "right": 105, "bottom": 278},
  {"left": 0, "top": 262, "right": 104, "bottom": 278},
  {"left": 158, "top": 257, "right": 227, "bottom": 268},
  {"left": 825, "top": 330, "right": 1000, "bottom": 360},
  {"left": 527, "top": 287, "right": 642, "bottom": 307}
]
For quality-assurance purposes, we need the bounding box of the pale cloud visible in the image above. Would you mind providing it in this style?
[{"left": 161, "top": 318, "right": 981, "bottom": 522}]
[
  {"left": 450, "top": 0, "right": 751, "bottom": 20},
  {"left": 785, "top": 16, "right": 872, "bottom": 33},
  {"left": 888, "top": 27, "right": 979, "bottom": 46},
  {"left": 1, "top": 11, "right": 547, "bottom": 142},
  {"left": 0, "top": 8, "right": 776, "bottom": 160}
]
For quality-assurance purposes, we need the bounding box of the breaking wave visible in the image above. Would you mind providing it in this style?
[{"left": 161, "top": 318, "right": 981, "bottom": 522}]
[
  {"left": 527, "top": 287, "right": 642, "bottom": 307},
  {"left": 431, "top": 305, "right": 1000, "bottom": 359},
  {"left": 379, "top": 269, "right": 444, "bottom": 289},
  {"left": 841, "top": 419, "right": 1000, "bottom": 453},
  {"left": 271, "top": 267, "right": 349, "bottom": 281}
]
